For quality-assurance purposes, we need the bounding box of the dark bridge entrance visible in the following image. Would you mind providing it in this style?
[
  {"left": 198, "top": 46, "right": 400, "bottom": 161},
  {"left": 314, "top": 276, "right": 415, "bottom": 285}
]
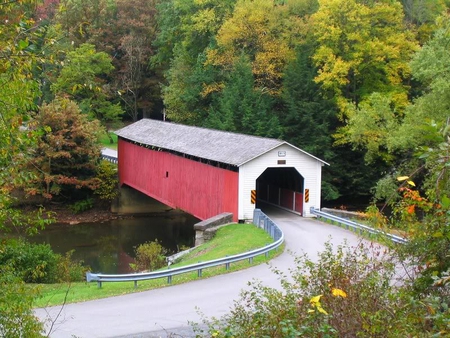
[{"left": 256, "top": 167, "right": 304, "bottom": 215}]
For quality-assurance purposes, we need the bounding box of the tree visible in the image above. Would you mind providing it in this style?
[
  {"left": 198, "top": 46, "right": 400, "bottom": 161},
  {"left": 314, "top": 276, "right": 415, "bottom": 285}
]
[
  {"left": 0, "top": 2, "right": 54, "bottom": 336},
  {"left": 206, "top": 55, "right": 282, "bottom": 138},
  {"left": 388, "top": 17, "right": 450, "bottom": 153},
  {"left": 51, "top": 43, "right": 123, "bottom": 134},
  {"left": 115, "top": 0, "right": 159, "bottom": 121},
  {"left": 54, "top": 0, "right": 117, "bottom": 46},
  {"left": 26, "top": 98, "right": 102, "bottom": 200},
  {"left": 0, "top": 0, "right": 57, "bottom": 234},
  {"left": 401, "top": 0, "right": 448, "bottom": 43},
  {"left": 204, "top": 0, "right": 302, "bottom": 96},
  {"left": 311, "top": 0, "right": 417, "bottom": 113},
  {"left": 154, "top": 0, "right": 237, "bottom": 124},
  {"left": 282, "top": 43, "right": 341, "bottom": 200},
  {"left": 162, "top": 50, "right": 218, "bottom": 125}
]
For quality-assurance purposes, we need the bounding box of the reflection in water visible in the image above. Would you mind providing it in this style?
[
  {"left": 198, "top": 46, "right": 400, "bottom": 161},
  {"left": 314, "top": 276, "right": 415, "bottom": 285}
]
[{"left": 25, "top": 213, "right": 197, "bottom": 274}]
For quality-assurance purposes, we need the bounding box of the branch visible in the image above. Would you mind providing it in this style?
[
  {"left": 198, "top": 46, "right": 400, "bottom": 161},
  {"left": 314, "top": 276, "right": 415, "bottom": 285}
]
[{"left": 45, "top": 283, "right": 72, "bottom": 337}]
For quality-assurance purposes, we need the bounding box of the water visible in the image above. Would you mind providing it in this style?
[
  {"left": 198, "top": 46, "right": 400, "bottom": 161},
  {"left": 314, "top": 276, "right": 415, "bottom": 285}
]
[{"left": 24, "top": 213, "right": 198, "bottom": 274}]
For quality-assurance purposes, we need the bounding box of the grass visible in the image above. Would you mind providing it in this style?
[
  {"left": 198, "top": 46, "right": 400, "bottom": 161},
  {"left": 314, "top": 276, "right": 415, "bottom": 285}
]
[
  {"left": 99, "top": 132, "right": 118, "bottom": 150},
  {"left": 33, "top": 223, "right": 284, "bottom": 308}
]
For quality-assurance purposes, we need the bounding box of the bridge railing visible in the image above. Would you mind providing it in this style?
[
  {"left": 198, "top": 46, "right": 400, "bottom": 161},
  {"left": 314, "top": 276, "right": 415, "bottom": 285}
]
[
  {"left": 310, "top": 207, "right": 407, "bottom": 245},
  {"left": 86, "top": 209, "right": 284, "bottom": 288}
]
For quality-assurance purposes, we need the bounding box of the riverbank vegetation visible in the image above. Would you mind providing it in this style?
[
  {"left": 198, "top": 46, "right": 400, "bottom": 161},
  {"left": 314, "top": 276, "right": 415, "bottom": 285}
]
[{"left": 1, "top": 0, "right": 450, "bottom": 336}]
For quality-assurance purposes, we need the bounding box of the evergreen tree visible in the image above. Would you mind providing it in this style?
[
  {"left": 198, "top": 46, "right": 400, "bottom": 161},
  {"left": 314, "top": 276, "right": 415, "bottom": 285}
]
[{"left": 206, "top": 55, "right": 282, "bottom": 138}]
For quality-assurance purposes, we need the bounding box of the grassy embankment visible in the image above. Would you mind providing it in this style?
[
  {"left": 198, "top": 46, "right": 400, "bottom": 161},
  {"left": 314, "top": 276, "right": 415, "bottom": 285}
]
[
  {"left": 34, "top": 223, "right": 284, "bottom": 308},
  {"left": 99, "top": 132, "right": 118, "bottom": 150}
]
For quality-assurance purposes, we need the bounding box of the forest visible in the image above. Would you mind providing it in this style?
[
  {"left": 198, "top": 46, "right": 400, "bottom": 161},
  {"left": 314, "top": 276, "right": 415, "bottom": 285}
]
[
  {"left": 1, "top": 0, "right": 450, "bottom": 336},
  {"left": 2, "top": 0, "right": 450, "bottom": 204}
]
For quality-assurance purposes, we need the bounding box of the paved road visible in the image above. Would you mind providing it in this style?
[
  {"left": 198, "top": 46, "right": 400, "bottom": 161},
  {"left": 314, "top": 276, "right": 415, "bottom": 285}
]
[
  {"left": 101, "top": 148, "right": 118, "bottom": 158},
  {"left": 35, "top": 208, "right": 367, "bottom": 338}
]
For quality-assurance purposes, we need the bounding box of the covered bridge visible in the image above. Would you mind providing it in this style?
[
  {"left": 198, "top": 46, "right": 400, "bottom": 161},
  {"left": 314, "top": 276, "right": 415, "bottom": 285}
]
[{"left": 115, "top": 119, "right": 328, "bottom": 222}]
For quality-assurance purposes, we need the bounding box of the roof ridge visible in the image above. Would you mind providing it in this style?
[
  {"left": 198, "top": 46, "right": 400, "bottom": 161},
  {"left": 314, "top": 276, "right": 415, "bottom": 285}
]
[{"left": 115, "top": 119, "right": 327, "bottom": 166}]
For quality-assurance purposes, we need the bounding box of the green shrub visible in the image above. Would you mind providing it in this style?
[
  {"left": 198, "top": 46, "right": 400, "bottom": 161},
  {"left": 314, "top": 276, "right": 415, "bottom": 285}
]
[
  {"left": 130, "top": 240, "right": 168, "bottom": 272},
  {"left": 0, "top": 239, "right": 59, "bottom": 283},
  {"left": 70, "top": 197, "right": 94, "bottom": 214},
  {"left": 0, "top": 266, "right": 44, "bottom": 337},
  {"left": 195, "top": 242, "right": 433, "bottom": 337},
  {"left": 0, "top": 239, "right": 88, "bottom": 284},
  {"left": 56, "top": 250, "right": 89, "bottom": 283},
  {"left": 94, "top": 160, "right": 119, "bottom": 202}
]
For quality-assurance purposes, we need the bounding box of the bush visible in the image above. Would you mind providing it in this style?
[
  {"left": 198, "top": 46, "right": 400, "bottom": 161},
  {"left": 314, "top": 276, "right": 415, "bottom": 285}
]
[
  {"left": 0, "top": 239, "right": 87, "bottom": 283},
  {"left": 56, "top": 250, "right": 89, "bottom": 283},
  {"left": 0, "top": 266, "right": 44, "bottom": 338},
  {"left": 70, "top": 197, "right": 94, "bottom": 214},
  {"left": 94, "top": 160, "right": 119, "bottom": 202},
  {"left": 130, "top": 240, "right": 168, "bottom": 272},
  {"left": 0, "top": 239, "right": 59, "bottom": 283},
  {"left": 195, "top": 242, "right": 433, "bottom": 337}
]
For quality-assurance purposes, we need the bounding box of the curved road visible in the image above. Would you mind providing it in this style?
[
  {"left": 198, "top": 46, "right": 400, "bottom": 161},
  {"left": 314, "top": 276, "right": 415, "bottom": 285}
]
[{"left": 35, "top": 207, "right": 367, "bottom": 338}]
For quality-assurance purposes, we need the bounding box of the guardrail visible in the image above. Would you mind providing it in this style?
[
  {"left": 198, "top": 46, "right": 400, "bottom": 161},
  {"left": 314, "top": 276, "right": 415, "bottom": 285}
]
[
  {"left": 310, "top": 207, "right": 407, "bottom": 245},
  {"left": 101, "top": 154, "right": 118, "bottom": 164},
  {"left": 86, "top": 209, "right": 284, "bottom": 288}
]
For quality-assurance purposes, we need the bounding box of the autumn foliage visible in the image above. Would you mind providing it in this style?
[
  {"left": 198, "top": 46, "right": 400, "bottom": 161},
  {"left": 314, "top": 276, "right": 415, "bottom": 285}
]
[{"left": 26, "top": 98, "right": 102, "bottom": 200}]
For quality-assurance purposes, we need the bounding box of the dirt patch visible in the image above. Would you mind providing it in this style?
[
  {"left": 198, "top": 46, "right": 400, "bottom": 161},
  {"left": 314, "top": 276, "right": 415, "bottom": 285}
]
[
  {"left": 188, "top": 244, "right": 218, "bottom": 259},
  {"left": 25, "top": 204, "right": 129, "bottom": 225}
]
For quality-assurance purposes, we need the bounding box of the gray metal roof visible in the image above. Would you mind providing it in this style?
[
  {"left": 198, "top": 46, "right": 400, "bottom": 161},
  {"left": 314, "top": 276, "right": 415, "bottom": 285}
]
[{"left": 115, "top": 119, "right": 327, "bottom": 166}]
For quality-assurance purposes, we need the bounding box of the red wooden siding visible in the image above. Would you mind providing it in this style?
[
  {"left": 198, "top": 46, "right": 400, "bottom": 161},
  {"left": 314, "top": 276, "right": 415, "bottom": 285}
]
[
  {"left": 118, "top": 140, "right": 239, "bottom": 221},
  {"left": 294, "top": 193, "right": 303, "bottom": 215}
]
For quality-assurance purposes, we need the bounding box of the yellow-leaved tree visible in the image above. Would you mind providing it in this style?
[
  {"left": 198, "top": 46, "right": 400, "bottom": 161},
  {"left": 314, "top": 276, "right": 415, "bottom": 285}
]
[
  {"left": 311, "top": 0, "right": 417, "bottom": 113},
  {"left": 311, "top": 0, "right": 418, "bottom": 162},
  {"left": 205, "top": 0, "right": 305, "bottom": 96}
]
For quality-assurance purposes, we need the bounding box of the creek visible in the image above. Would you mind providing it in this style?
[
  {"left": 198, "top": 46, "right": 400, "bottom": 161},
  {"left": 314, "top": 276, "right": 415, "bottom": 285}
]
[{"left": 23, "top": 212, "right": 198, "bottom": 274}]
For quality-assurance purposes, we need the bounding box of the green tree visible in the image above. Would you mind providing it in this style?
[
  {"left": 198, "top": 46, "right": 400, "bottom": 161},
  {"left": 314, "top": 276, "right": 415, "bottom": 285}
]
[
  {"left": 0, "top": 0, "right": 55, "bottom": 234},
  {"left": 162, "top": 50, "right": 219, "bottom": 125},
  {"left": 51, "top": 43, "right": 123, "bottom": 132},
  {"left": 26, "top": 98, "right": 102, "bottom": 200},
  {"left": 154, "top": 0, "right": 236, "bottom": 124},
  {"left": 206, "top": 55, "right": 282, "bottom": 138},
  {"left": 388, "top": 17, "right": 450, "bottom": 153},
  {"left": 311, "top": 0, "right": 417, "bottom": 113},
  {"left": 153, "top": 0, "right": 236, "bottom": 69},
  {"left": 94, "top": 160, "right": 119, "bottom": 202},
  {"left": 282, "top": 44, "right": 340, "bottom": 200}
]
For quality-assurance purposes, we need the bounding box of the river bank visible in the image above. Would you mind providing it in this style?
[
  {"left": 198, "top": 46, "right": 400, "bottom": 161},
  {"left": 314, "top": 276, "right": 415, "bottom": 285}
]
[{"left": 22, "top": 203, "right": 122, "bottom": 225}]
